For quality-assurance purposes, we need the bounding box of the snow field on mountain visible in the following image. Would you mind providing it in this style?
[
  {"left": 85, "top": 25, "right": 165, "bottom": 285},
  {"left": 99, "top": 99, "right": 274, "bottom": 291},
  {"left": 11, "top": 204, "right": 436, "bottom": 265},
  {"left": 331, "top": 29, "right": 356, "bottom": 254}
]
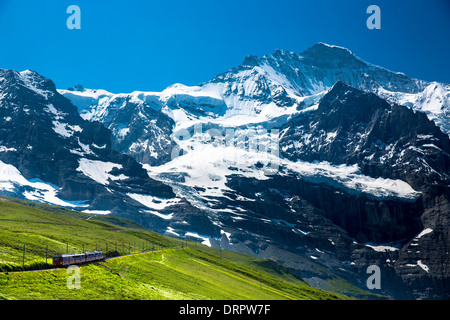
[
  {"left": 145, "top": 124, "right": 421, "bottom": 205},
  {"left": 127, "top": 192, "right": 180, "bottom": 211},
  {"left": 76, "top": 158, "right": 128, "bottom": 185},
  {"left": 0, "top": 160, "right": 86, "bottom": 208}
]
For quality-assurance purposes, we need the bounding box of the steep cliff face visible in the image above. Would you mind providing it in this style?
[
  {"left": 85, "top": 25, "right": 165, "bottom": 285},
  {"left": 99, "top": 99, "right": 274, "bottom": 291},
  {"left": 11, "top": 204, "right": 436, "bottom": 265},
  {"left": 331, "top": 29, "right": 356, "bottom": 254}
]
[
  {"left": 280, "top": 81, "right": 450, "bottom": 190},
  {"left": 277, "top": 82, "right": 450, "bottom": 299}
]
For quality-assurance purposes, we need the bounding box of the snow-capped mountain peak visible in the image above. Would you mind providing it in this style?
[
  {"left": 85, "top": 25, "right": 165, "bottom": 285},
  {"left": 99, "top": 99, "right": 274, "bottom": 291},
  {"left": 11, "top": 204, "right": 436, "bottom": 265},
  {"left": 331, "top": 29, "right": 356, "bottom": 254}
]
[{"left": 53, "top": 44, "right": 450, "bottom": 299}]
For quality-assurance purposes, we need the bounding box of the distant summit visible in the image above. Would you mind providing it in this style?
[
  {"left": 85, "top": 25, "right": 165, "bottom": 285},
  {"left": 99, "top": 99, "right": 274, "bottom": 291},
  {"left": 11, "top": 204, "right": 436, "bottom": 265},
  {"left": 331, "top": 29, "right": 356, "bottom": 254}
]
[{"left": 67, "top": 84, "right": 84, "bottom": 92}]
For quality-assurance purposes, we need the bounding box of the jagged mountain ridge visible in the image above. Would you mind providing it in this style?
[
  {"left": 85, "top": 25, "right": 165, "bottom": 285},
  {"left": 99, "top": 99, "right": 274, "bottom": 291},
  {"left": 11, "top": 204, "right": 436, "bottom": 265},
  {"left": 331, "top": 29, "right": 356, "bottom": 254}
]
[{"left": 59, "top": 43, "right": 450, "bottom": 168}]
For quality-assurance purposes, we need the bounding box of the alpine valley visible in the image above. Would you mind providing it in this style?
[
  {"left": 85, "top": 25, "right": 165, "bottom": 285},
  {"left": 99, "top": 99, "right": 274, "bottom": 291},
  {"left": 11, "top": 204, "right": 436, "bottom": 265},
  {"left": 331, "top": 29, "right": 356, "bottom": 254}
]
[{"left": 1, "top": 43, "right": 449, "bottom": 299}]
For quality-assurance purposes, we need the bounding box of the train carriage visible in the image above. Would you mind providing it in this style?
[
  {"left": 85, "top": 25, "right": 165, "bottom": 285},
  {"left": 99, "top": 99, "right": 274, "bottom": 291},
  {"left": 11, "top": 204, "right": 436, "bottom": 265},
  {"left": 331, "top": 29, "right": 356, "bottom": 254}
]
[{"left": 53, "top": 251, "right": 105, "bottom": 267}]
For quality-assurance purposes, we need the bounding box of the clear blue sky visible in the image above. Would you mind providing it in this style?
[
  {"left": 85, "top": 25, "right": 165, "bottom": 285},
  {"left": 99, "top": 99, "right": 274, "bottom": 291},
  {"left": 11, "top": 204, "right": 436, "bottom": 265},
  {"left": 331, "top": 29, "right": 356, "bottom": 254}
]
[{"left": 0, "top": 0, "right": 449, "bottom": 93}]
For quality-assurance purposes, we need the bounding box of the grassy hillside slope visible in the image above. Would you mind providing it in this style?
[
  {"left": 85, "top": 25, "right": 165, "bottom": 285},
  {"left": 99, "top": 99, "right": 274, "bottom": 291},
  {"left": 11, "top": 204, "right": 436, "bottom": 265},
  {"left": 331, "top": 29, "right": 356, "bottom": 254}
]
[
  {"left": 0, "top": 248, "right": 349, "bottom": 300},
  {"left": 0, "top": 196, "right": 357, "bottom": 300}
]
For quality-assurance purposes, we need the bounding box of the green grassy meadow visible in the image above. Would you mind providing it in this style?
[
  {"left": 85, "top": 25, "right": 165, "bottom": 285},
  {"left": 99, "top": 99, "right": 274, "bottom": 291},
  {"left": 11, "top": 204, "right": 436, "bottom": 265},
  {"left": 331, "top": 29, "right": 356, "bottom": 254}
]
[{"left": 0, "top": 196, "right": 352, "bottom": 300}]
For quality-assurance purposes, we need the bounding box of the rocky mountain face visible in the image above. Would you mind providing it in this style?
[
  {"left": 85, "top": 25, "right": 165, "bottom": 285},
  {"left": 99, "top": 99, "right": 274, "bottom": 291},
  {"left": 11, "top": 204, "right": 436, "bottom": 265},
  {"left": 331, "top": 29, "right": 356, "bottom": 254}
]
[
  {"left": 278, "top": 82, "right": 450, "bottom": 299},
  {"left": 2, "top": 43, "right": 449, "bottom": 299},
  {"left": 0, "top": 68, "right": 187, "bottom": 226},
  {"left": 281, "top": 81, "right": 450, "bottom": 200}
]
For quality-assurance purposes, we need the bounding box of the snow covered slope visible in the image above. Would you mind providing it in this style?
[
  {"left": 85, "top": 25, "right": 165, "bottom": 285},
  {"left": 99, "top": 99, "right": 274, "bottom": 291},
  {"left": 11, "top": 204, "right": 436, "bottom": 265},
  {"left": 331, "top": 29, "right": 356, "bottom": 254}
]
[{"left": 59, "top": 43, "right": 450, "bottom": 166}]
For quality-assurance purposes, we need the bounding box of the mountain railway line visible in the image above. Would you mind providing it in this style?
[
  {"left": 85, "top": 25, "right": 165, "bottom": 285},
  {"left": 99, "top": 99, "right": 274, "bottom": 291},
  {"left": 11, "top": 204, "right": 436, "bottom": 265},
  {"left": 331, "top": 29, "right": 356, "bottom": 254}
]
[{"left": 1, "top": 247, "right": 184, "bottom": 274}]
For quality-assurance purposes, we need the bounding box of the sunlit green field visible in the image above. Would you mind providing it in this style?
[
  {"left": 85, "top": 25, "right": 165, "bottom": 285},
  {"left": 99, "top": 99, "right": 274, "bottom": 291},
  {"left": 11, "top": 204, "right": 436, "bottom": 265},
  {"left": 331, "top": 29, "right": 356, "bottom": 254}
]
[
  {"left": 0, "top": 248, "right": 348, "bottom": 300},
  {"left": 0, "top": 196, "right": 351, "bottom": 300}
]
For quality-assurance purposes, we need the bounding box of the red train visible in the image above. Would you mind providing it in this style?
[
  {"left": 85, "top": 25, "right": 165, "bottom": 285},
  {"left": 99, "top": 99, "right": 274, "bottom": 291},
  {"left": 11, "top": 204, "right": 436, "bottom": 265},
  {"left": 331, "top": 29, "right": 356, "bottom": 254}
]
[{"left": 52, "top": 251, "right": 105, "bottom": 267}]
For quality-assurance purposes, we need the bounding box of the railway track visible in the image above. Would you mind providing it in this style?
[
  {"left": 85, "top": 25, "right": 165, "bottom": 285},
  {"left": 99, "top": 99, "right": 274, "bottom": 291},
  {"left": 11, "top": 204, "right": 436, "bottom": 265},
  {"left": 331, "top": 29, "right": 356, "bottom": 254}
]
[{"left": 1, "top": 247, "right": 183, "bottom": 274}]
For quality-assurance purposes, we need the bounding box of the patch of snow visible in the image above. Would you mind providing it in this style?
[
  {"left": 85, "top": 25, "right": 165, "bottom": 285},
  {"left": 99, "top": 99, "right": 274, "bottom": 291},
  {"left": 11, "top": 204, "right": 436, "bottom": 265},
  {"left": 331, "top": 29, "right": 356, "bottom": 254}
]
[
  {"left": 118, "top": 127, "right": 130, "bottom": 138},
  {"left": 52, "top": 121, "right": 72, "bottom": 138},
  {"left": 165, "top": 227, "right": 181, "bottom": 237},
  {"left": 0, "top": 146, "right": 17, "bottom": 152},
  {"left": 82, "top": 210, "right": 111, "bottom": 215},
  {"left": 417, "top": 260, "right": 429, "bottom": 273},
  {"left": 141, "top": 209, "right": 174, "bottom": 220},
  {"left": 365, "top": 243, "right": 400, "bottom": 252},
  {"left": 77, "top": 158, "right": 128, "bottom": 185},
  {"left": 127, "top": 193, "right": 180, "bottom": 210},
  {"left": 92, "top": 143, "right": 107, "bottom": 149},
  {"left": 52, "top": 120, "right": 83, "bottom": 138},
  {"left": 0, "top": 160, "right": 86, "bottom": 208},
  {"left": 184, "top": 231, "right": 217, "bottom": 247},
  {"left": 77, "top": 138, "right": 95, "bottom": 155},
  {"left": 45, "top": 104, "right": 67, "bottom": 120},
  {"left": 415, "top": 228, "right": 433, "bottom": 239}
]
